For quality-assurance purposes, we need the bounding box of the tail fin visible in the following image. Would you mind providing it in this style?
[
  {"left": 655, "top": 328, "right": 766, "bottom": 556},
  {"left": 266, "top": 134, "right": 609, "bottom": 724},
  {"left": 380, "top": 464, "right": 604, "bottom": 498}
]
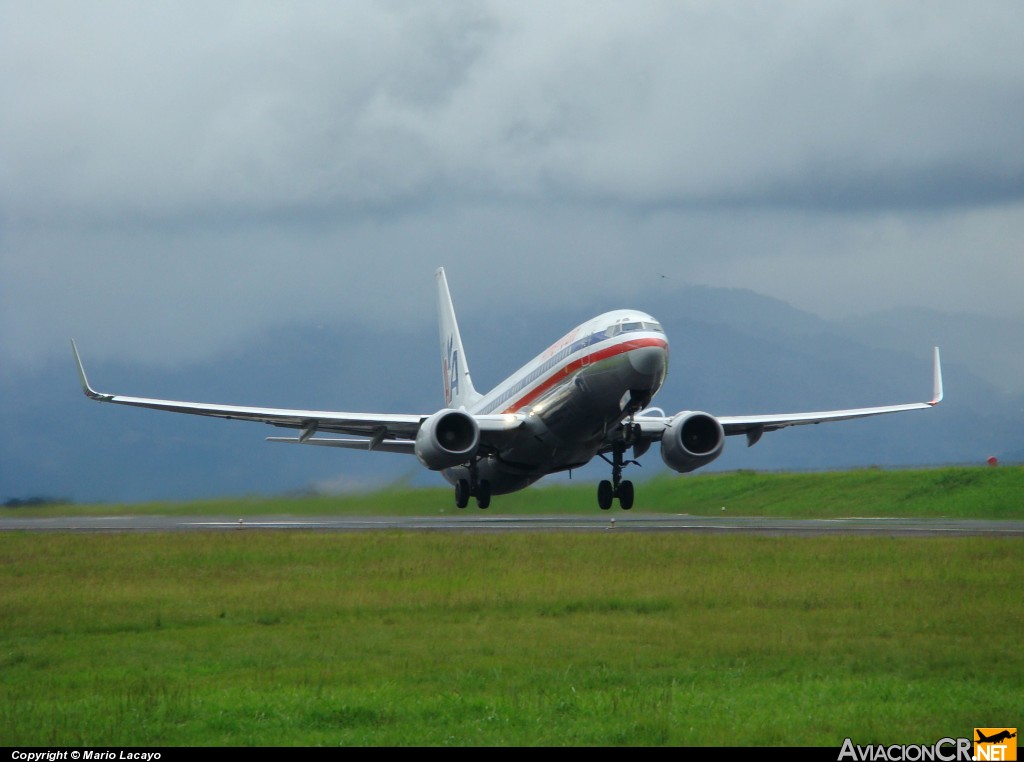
[{"left": 436, "top": 267, "right": 481, "bottom": 409}]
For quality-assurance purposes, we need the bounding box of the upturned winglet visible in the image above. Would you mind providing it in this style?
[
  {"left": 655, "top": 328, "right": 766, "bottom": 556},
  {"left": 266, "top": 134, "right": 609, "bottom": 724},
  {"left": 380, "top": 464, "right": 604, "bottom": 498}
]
[
  {"left": 930, "top": 346, "right": 943, "bottom": 406},
  {"left": 71, "top": 340, "right": 112, "bottom": 401}
]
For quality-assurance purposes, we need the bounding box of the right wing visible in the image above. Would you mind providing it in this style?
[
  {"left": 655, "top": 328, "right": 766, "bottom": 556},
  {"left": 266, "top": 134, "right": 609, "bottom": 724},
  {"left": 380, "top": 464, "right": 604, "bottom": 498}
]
[
  {"left": 633, "top": 346, "right": 943, "bottom": 446},
  {"left": 72, "top": 340, "right": 521, "bottom": 446}
]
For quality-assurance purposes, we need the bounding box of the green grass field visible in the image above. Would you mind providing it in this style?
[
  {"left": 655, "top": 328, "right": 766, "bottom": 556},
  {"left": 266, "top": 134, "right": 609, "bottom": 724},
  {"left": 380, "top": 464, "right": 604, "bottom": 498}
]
[{"left": 1, "top": 466, "right": 1021, "bottom": 746}]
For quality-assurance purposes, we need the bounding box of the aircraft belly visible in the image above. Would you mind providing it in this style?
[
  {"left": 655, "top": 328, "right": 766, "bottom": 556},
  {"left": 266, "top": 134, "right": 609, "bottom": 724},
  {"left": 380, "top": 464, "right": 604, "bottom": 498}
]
[
  {"left": 442, "top": 418, "right": 593, "bottom": 495},
  {"left": 441, "top": 460, "right": 542, "bottom": 495}
]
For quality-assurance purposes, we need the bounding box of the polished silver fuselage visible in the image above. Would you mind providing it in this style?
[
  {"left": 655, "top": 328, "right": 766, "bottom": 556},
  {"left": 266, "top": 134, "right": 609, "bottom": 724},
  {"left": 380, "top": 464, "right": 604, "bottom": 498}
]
[{"left": 442, "top": 311, "right": 669, "bottom": 494}]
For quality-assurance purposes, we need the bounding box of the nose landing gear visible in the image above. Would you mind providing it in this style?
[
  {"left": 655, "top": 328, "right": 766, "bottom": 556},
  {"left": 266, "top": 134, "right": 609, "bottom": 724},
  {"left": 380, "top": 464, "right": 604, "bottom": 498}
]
[
  {"left": 597, "top": 478, "right": 633, "bottom": 510},
  {"left": 597, "top": 428, "right": 641, "bottom": 510}
]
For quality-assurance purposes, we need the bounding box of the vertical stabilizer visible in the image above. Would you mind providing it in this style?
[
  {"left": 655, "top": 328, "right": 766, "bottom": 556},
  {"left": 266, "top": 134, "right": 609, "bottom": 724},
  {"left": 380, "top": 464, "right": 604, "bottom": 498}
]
[{"left": 436, "top": 268, "right": 481, "bottom": 409}]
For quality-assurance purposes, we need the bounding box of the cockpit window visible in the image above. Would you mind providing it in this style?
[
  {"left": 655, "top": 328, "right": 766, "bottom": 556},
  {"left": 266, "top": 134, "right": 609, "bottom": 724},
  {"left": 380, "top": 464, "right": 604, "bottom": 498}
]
[
  {"left": 614, "top": 321, "right": 663, "bottom": 333},
  {"left": 604, "top": 320, "right": 663, "bottom": 338}
]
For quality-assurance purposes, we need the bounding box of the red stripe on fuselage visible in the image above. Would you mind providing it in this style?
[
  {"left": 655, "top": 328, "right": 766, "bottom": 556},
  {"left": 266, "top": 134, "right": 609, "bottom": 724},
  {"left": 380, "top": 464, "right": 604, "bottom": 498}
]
[{"left": 500, "top": 336, "right": 668, "bottom": 414}]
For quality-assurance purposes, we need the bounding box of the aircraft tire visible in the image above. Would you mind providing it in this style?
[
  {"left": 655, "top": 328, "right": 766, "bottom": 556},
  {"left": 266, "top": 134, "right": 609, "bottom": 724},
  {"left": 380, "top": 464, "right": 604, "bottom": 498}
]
[
  {"left": 618, "top": 480, "right": 634, "bottom": 510},
  {"left": 455, "top": 479, "right": 471, "bottom": 509},
  {"left": 476, "top": 480, "right": 491, "bottom": 510},
  {"left": 597, "top": 480, "right": 614, "bottom": 510}
]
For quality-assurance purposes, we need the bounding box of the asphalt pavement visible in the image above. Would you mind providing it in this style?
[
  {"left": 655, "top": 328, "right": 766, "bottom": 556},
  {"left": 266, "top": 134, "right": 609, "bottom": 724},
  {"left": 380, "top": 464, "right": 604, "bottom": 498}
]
[{"left": 2, "top": 513, "right": 1021, "bottom": 536}]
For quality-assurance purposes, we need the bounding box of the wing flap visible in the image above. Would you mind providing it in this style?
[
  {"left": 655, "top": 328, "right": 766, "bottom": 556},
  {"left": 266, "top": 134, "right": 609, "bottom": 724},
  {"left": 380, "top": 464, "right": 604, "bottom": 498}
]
[
  {"left": 267, "top": 437, "right": 416, "bottom": 454},
  {"left": 718, "top": 400, "right": 936, "bottom": 435},
  {"left": 87, "top": 392, "right": 427, "bottom": 437},
  {"left": 266, "top": 413, "right": 524, "bottom": 452}
]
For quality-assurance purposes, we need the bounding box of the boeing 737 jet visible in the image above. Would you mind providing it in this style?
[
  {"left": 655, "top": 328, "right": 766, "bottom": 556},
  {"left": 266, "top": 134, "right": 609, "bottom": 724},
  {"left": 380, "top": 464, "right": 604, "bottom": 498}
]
[{"left": 73, "top": 268, "right": 943, "bottom": 510}]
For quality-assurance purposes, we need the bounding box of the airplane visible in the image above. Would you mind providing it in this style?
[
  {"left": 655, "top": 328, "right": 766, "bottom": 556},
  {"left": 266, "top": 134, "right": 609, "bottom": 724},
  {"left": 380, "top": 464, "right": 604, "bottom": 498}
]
[
  {"left": 977, "top": 731, "right": 1016, "bottom": 744},
  {"left": 72, "top": 267, "right": 943, "bottom": 510}
]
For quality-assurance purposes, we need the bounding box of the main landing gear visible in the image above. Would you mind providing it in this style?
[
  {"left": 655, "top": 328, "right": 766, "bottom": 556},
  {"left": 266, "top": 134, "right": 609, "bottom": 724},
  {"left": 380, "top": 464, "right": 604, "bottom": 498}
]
[
  {"left": 597, "top": 432, "right": 640, "bottom": 510},
  {"left": 454, "top": 469, "right": 491, "bottom": 510}
]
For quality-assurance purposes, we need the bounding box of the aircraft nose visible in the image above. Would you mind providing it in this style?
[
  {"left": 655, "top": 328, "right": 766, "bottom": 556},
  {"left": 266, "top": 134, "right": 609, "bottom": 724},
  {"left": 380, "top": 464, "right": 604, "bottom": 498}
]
[{"left": 628, "top": 344, "right": 668, "bottom": 376}]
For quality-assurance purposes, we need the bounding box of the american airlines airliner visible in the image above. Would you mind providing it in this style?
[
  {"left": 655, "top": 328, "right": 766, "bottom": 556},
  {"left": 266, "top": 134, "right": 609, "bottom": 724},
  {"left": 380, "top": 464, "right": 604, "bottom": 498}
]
[{"left": 73, "top": 268, "right": 942, "bottom": 510}]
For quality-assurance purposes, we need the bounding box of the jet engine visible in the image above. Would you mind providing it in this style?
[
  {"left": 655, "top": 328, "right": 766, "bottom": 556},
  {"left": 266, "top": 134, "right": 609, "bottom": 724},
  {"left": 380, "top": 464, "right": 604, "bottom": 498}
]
[
  {"left": 414, "top": 409, "right": 480, "bottom": 470},
  {"left": 660, "top": 411, "right": 725, "bottom": 473}
]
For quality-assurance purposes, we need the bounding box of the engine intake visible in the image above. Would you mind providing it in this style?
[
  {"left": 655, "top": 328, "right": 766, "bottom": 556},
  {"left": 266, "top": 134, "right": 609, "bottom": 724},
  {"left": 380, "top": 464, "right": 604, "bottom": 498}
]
[
  {"left": 415, "top": 409, "right": 480, "bottom": 470},
  {"left": 660, "top": 411, "right": 725, "bottom": 473}
]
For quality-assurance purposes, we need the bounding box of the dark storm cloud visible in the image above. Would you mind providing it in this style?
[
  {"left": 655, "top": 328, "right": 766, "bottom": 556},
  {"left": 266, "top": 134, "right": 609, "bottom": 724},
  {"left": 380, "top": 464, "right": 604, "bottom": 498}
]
[{"left": 2, "top": 1, "right": 1023, "bottom": 367}]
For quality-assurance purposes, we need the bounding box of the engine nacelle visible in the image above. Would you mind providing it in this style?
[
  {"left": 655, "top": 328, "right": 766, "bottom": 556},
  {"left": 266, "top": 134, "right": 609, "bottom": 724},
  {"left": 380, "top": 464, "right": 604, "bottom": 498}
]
[
  {"left": 660, "top": 411, "right": 725, "bottom": 473},
  {"left": 414, "top": 409, "right": 481, "bottom": 470}
]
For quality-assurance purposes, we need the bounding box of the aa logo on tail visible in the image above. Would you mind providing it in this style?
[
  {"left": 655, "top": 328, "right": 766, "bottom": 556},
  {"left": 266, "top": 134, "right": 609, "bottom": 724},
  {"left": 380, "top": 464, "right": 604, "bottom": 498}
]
[
  {"left": 443, "top": 335, "right": 459, "bottom": 406},
  {"left": 975, "top": 728, "right": 1017, "bottom": 761}
]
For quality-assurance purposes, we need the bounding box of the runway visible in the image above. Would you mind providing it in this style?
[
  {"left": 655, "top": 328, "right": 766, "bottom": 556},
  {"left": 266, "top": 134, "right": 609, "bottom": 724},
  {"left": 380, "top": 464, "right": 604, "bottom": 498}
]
[{"left": 2, "top": 513, "right": 1022, "bottom": 537}]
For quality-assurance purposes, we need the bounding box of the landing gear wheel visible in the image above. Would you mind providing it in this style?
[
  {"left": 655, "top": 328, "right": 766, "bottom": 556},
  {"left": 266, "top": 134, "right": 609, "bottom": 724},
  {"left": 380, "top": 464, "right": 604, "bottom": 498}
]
[
  {"left": 476, "top": 479, "right": 492, "bottom": 509},
  {"left": 455, "top": 479, "right": 470, "bottom": 509},
  {"left": 618, "top": 480, "right": 634, "bottom": 510},
  {"left": 598, "top": 433, "right": 642, "bottom": 512}
]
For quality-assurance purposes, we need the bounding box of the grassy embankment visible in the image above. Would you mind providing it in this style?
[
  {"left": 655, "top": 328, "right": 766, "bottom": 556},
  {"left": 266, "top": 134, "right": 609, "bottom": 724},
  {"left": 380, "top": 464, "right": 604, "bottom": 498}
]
[
  {"left": 10, "top": 464, "right": 1024, "bottom": 519},
  {"left": 1, "top": 466, "right": 1020, "bottom": 746}
]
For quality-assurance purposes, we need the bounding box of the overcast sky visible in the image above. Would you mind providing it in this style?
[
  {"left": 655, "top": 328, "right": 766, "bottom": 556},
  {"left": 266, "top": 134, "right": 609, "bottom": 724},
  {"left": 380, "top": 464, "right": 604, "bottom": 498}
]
[{"left": 3, "top": 1, "right": 1023, "bottom": 369}]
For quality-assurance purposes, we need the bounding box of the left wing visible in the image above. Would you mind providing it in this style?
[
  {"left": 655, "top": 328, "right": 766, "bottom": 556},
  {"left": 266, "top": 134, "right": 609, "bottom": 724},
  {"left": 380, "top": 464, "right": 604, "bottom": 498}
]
[
  {"left": 72, "top": 340, "right": 520, "bottom": 445},
  {"left": 635, "top": 347, "right": 943, "bottom": 446}
]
